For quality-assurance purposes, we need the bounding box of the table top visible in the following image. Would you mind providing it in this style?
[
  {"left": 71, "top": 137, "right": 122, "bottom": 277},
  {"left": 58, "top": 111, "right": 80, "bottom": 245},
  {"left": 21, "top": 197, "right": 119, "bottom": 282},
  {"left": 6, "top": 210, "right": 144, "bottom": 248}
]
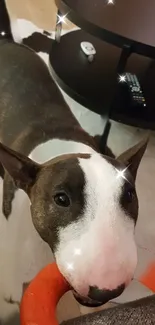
[
  {"left": 49, "top": 30, "right": 119, "bottom": 114},
  {"left": 49, "top": 28, "right": 155, "bottom": 129},
  {"left": 56, "top": 0, "right": 155, "bottom": 58}
]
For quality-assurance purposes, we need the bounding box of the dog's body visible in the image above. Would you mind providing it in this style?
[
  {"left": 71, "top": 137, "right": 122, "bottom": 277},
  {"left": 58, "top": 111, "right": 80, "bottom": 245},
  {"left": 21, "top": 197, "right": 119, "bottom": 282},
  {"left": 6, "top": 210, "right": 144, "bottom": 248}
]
[
  {"left": 0, "top": 40, "right": 148, "bottom": 324},
  {"left": 0, "top": 41, "right": 99, "bottom": 322}
]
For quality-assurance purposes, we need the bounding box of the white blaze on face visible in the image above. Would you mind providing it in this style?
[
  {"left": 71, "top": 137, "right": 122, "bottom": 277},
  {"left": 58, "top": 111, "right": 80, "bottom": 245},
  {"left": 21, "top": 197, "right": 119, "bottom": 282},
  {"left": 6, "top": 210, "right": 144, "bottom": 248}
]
[{"left": 56, "top": 153, "right": 137, "bottom": 297}]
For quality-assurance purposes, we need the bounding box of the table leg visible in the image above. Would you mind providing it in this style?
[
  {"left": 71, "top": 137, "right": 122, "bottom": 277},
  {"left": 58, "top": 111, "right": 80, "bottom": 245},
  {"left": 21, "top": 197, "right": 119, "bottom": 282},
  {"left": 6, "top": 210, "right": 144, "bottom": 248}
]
[
  {"left": 117, "top": 44, "right": 132, "bottom": 74},
  {"left": 94, "top": 120, "right": 112, "bottom": 156},
  {"left": 55, "top": 9, "right": 63, "bottom": 43}
]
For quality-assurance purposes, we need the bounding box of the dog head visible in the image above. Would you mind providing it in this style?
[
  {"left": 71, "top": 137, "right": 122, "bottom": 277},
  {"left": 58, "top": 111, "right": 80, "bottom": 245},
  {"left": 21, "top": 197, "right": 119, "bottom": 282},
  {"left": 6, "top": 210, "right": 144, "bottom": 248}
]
[{"left": 0, "top": 137, "right": 148, "bottom": 306}]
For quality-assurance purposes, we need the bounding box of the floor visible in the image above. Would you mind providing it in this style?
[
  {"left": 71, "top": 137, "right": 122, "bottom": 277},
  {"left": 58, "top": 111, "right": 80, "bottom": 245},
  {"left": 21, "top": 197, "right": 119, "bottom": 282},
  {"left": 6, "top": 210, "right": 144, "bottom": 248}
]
[
  {"left": 1, "top": 1, "right": 155, "bottom": 323},
  {"left": 6, "top": 0, "right": 74, "bottom": 31}
]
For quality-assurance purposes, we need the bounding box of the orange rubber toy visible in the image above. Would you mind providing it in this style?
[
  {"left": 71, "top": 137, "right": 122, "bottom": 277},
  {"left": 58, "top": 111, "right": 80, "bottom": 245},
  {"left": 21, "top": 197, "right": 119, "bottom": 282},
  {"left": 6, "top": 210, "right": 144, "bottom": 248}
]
[
  {"left": 20, "top": 262, "right": 155, "bottom": 325},
  {"left": 20, "top": 263, "right": 70, "bottom": 325},
  {"left": 140, "top": 262, "right": 155, "bottom": 293}
]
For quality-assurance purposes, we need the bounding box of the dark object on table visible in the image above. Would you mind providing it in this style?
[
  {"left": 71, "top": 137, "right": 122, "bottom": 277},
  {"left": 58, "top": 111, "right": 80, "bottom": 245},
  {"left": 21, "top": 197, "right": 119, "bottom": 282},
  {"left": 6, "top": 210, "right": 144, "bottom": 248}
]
[
  {"left": 118, "top": 73, "right": 146, "bottom": 110},
  {"left": 62, "top": 294, "right": 155, "bottom": 325},
  {"left": 111, "top": 72, "right": 148, "bottom": 125}
]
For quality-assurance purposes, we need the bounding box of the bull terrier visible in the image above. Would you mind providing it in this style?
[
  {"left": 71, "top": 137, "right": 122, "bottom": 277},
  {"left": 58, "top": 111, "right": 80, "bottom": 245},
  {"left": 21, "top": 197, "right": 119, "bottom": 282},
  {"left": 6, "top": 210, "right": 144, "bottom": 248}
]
[{"left": 0, "top": 40, "right": 148, "bottom": 323}]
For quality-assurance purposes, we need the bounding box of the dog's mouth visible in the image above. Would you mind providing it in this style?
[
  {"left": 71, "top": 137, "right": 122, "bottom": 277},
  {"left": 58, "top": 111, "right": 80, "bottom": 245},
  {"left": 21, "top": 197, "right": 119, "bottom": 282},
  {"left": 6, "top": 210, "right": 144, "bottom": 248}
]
[
  {"left": 72, "top": 290, "right": 104, "bottom": 308},
  {"left": 72, "top": 283, "right": 125, "bottom": 307}
]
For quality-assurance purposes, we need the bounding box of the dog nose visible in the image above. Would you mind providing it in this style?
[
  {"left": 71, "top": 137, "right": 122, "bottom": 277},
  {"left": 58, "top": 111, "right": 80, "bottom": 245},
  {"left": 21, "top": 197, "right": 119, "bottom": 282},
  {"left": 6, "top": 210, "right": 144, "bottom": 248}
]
[{"left": 88, "top": 283, "right": 125, "bottom": 303}]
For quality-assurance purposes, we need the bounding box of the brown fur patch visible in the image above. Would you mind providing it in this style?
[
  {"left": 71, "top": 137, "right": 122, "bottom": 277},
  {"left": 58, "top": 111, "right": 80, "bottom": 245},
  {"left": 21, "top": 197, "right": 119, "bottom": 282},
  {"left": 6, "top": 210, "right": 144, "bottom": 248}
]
[{"left": 29, "top": 156, "right": 88, "bottom": 250}]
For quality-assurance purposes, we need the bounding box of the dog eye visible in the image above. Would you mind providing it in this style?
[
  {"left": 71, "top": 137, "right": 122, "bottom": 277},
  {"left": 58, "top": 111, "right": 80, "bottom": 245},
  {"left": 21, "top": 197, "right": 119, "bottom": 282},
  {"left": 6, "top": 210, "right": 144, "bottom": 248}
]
[
  {"left": 125, "top": 189, "right": 135, "bottom": 203},
  {"left": 54, "top": 193, "right": 70, "bottom": 207}
]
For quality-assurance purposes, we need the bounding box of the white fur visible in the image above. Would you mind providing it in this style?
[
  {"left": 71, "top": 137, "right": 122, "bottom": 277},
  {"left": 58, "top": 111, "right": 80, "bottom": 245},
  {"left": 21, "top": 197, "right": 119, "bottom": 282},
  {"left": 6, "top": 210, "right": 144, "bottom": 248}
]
[
  {"left": 56, "top": 154, "right": 137, "bottom": 296},
  {"left": 29, "top": 139, "right": 95, "bottom": 163},
  {"left": 9, "top": 18, "right": 22, "bottom": 43}
]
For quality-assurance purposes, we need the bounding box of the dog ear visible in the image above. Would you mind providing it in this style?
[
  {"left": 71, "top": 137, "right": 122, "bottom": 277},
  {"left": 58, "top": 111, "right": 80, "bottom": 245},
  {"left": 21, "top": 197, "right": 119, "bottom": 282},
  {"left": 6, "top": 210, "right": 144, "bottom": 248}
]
[
  {"left": 116, "top": 135, "right": 149, "bottom": 180},
  {"left": 0, "top": 142, "right": 41, "bottom": 193}
]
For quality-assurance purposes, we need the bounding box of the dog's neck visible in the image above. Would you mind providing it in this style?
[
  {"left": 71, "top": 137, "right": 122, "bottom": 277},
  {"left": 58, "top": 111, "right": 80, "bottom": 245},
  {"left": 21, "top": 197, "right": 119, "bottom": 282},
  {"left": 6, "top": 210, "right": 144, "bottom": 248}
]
[{"left": 26, "top": 120, "right": 99, "bottom": 163}]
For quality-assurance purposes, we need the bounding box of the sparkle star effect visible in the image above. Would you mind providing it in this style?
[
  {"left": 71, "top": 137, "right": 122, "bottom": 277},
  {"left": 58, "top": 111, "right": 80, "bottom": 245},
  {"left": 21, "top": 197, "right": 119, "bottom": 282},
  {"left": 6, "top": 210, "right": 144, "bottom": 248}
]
[
  {"left": 107, "top": 0, "right": 115, "bottom": 4},
  {"left": 118, "top": 74, "right": 127, "bottom": 83},
  {"left": 74, "top": 248, "right": 82, "bottom": 256},
  {"left": 56, "top": 13, "right": 68, "bottom": 25},
  {"left": 115, "top": 166, "right": 129, "bottom": 181},
  {"left": 1, "top": 31, "right": 6, "bottom": 36},
  {"left": 66, "top": 262, "right": 74, "bottom": 271}
]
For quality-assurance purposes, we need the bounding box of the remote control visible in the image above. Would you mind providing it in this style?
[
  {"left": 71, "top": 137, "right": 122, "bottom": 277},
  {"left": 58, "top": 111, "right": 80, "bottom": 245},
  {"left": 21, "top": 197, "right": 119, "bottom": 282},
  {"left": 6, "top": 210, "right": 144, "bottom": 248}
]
[{"left": 125, "top": 73, "right": 146, "bottom": 107}]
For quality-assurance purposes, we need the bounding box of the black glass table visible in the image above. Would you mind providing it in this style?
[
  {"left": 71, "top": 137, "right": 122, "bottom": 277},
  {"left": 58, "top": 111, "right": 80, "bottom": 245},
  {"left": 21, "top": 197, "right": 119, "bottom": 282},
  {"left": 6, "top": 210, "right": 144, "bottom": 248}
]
[{"left": 49, "top": 0, "right": 155, "bottom": 130}]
